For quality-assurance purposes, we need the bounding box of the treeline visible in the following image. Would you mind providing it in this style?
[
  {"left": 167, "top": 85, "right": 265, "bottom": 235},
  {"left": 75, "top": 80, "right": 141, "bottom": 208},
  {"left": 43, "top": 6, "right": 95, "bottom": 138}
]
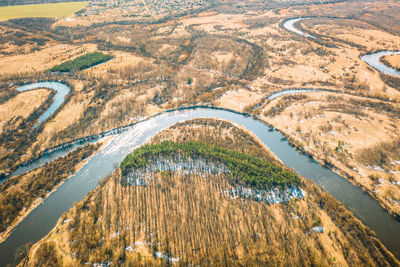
[
  {"left": 121, "top": 141, "right": 301, "bottom": 189},
  {"left": 0, "top": 143, "right": 100, "bottom": 234},
  {"left": 49, "top": 52, "right": 113, "bottom": 73},
  {"left": 33, "top": 154, "right": 398, "bottom": 266},
  {"left": 0, "top": 84, "right": 17, "bottom": 104},
  {"left": 151, "top": 118, "right": 278, "bottom": 162},
  {"left": 380, "top": 74, "right": 400, "bottom": 91}
]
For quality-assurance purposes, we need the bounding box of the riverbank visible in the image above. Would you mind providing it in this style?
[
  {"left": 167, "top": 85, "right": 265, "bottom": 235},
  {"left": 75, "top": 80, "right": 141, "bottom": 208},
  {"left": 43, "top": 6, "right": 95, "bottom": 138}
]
[
  {"left": 281, "top": 17, "right": 400, "bottom": 79},
  {"left": 381, "top": 55, "right": 400, "bottom": 72},
  {"left": 8, "top": 104, "right": 400, "bottom": 221},
  {"left": 261, "top": 93, "right": 400, "bottom": 220},
  {"left": 269, "top": 121, "right": 400, "bottom": 219},
  {"left": 26, "top": 120, "right": 399, "bottom": 266},
  {"left": 0, "top": 137, "right": 111, "bottom": 245},
  {"left": 1, "top": 107, "right": 400, "bottom": 266}
]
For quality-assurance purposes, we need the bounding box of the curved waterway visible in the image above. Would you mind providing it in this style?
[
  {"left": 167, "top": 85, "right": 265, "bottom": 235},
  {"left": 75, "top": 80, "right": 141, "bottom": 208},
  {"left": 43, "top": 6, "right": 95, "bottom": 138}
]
[
  {"left": 0, "top": 107, "right": 400, "bottom": 265},
  {"left": 283, "top": 18, "right": 400, "bottom": 78},
  {"left": 267, "top": 88, "right": 334, "bottom": 100},
  {"left": 283, "top": 18, "right": 315, "bottom": 38},
  {"left": 16, "top": 82, "right": 70, "bottom": 128},
  {"left": 361, "top": 51, "right": 400, "bottom": 77}
]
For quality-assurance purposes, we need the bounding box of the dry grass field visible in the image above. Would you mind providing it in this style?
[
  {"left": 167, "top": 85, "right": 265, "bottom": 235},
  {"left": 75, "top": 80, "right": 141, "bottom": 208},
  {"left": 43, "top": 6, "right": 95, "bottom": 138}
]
[
  {"left": 0, "top": 88, "right": 49, "bottom": 133},
  {"left": 215, "top": 88, "right": 264, "bottom": 112},
  {"left": 26, "top": 119, "right": 398, "bottom": 266},
  {"left": 0, "top": 1, "right": 400, "bottom": 262},
  {"left": 0, "top": 44, "right": 97, "bottom": 76},
  {"left": 262, "top": 92, "right": 400, "bottom": 216},
  {"left": 382, "top": 55, "right": 400, "bottom": 71}
]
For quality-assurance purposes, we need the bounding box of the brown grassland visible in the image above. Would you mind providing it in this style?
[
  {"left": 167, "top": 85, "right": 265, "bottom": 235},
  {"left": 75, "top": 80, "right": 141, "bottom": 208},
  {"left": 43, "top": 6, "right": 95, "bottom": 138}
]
[
  {"left": 0, "top": 88, "right": 50, "bottom": 133},
  {"left": 26, "top": 119, "right": 398, "bottom": 266},
  {"left": 262, "top": 92, "right": 400, "bottom": 216},
  {"left": 0, "top": 0, "right": 400, "bottom": 261},
  {"left": 381, "top": 55, "right": 400, "bottom": 72}
]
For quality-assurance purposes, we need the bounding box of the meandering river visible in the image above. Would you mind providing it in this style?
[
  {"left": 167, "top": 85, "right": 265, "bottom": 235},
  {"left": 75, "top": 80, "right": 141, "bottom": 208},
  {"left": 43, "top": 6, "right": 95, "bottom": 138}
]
[
  {"left": 0, "top": 106, "right": 400, "bottom": 266},
  {"left": 2, "top": 22, "right": 400, "bottom": 263},
  {"left": 16, "top": 82, "right": 70, "bottom": 128},
  {"left": 283, "top": 18, "right": 400, "bottom": 78},
  {"left": 282, "top": 18, "right": 315, "bottom": 38},
  {"left": 361, "top": 51, "right": 400, "bottom": 77}
]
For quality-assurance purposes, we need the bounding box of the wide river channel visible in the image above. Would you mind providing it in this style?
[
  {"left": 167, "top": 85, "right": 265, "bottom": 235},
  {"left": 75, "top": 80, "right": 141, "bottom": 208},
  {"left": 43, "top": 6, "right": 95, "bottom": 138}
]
[{"left": 0, "top": 107, "right": 400, "bottom": 266}]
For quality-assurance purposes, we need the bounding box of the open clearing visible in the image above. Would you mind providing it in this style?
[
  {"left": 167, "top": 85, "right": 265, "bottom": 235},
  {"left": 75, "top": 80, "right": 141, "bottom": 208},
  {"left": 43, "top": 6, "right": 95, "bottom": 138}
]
[{"left": 0, "top": 1, "right": 88, "bottom": 21}]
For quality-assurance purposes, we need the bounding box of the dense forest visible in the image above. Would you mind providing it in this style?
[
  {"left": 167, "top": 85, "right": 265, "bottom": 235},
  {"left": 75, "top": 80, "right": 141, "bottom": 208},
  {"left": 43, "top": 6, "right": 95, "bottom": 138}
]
[
  {"left": 49, "top": 52, "right": 113, "bottom": 73},
  {"left": 121, "top": 141, "right": 301, "bottom": 189}
]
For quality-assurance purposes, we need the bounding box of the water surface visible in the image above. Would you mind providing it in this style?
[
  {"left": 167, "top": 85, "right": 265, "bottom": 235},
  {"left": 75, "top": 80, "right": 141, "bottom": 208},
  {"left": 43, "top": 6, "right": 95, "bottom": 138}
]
[
  {"left": 282, "top": 18, "right": 400, "bottom": 78},
  {"left": 361, "top": 51, "right": 400, "bottom": 77},
  {"left": 283, "top": 18, "right": 315, "bottom": 38},
  {"left": 0, "top": 107, "right": 399, "bottom": 266},
  {"left": 16, "top": 82, "right": 70, "bottom": 128}
]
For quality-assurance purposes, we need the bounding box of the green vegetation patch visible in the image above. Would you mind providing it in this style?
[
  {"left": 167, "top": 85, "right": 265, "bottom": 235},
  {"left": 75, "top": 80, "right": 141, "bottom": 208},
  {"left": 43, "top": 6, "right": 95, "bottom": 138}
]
[
  {"left": 0, "top": 1, "right": 88, "bottom": 21},
  {"left": 49, "top": 52, "right": 113, "bottom": 72},
  {"left": 121, "top": 141, "right": 301, "bottom": 189}
]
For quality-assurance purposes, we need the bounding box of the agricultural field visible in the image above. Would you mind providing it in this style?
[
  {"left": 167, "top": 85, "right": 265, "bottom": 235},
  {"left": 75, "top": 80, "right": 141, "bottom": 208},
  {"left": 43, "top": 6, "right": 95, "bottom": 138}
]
[{"left": 0, "top": 1, "right": 88, "bottom": 21}]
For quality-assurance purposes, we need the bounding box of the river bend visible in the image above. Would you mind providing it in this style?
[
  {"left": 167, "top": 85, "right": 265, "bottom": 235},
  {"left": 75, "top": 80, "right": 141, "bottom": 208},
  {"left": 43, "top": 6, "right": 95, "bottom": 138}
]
[
  {"left": 16, "top": 82, "right": 70, "bottom": 128},
  {"left": 0, "top": 107, "right": 399, "bottom": 266},
  {"left": 282, "top": 18, "right": 400, "bottom": 78}
]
